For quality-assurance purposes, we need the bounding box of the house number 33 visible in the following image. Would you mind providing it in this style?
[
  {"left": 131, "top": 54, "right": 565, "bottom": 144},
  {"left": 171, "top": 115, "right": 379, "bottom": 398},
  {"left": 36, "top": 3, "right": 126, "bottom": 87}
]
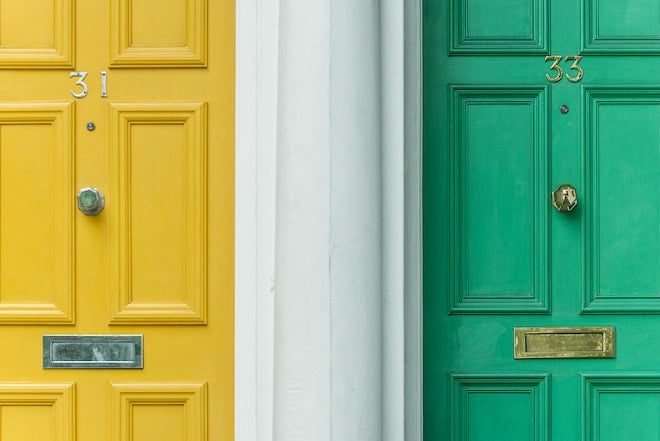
[
  {"left": 544, "top": 55, "right": 583, "bottom": 83},
  {"left": 70, "top": 71, "right": 108, "bottom": 98}
]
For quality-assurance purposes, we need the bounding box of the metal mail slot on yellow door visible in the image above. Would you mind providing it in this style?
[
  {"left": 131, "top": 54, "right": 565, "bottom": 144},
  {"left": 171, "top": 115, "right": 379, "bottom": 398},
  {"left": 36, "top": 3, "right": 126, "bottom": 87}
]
[
  {"left": 43, "top": 335, "right": 143, "bottom": 368},
  {"left": 514, "top": 327, "right": 615, "bottom": 359}
]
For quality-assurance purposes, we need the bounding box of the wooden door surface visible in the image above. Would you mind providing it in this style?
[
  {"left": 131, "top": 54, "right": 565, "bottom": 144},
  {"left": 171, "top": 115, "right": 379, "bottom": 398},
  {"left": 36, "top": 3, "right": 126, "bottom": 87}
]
[
  {"left": 0, "top": 1, "right": 234, "bottom": 440},
  {"left": 424, "top": 0, "right": 660, "bottom": 439}
]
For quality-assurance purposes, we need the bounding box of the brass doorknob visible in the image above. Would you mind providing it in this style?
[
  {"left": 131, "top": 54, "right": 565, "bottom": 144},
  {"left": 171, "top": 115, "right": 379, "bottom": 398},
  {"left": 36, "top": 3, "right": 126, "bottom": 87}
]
[
  {"left": 77, "top": 187, "right": 105, "bottom": 215},
  {"left": 551, "top": 184, "right": 577, "bottom": 212}
]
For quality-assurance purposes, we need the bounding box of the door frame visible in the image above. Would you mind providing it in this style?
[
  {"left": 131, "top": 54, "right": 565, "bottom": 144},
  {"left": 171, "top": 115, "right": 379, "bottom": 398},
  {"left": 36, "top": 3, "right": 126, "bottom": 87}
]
[{"left": 235, "top": 0, "right": 423, "bottom": 439}]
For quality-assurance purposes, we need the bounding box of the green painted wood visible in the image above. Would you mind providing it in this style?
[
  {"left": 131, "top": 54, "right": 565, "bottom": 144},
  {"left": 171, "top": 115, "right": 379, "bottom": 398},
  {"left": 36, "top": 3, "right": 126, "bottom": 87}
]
[
  {"left": 452, "top": 374, "right": 550, "bottom": 441},
  {"left": 423, "top": 0, "right": 660, "bottom": 439},
  {"left": 583, "top": 376, "right": 660, "bottom": 441},
  {"left": 449, "top": 87, "right": 549, "bottom": 313}
]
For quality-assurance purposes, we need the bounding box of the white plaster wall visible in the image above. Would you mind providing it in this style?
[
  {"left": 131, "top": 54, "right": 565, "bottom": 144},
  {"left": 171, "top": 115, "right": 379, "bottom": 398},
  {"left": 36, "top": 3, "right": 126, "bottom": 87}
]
[{"left": 236, "top": 0, "right": 422, "bottom": 439}]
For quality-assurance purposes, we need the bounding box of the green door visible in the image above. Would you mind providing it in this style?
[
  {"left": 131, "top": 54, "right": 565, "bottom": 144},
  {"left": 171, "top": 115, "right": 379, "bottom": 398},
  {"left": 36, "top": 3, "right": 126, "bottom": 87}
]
[{"left": 423, "top": 0, "right": 660, "bottom": 439}]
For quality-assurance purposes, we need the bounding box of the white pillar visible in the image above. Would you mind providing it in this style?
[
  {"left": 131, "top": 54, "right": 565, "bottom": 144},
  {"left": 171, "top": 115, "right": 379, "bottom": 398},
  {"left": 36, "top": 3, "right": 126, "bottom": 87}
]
[{"left": 273, "top": 0, "right": 383, "bottom": 439}]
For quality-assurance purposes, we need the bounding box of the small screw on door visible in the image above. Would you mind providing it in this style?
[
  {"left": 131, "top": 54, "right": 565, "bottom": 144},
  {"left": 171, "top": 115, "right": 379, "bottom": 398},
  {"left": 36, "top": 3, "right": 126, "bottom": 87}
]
[
  {"left": 87, "top": 122, "right": 96, "bottom": 131},
  {"left": 560, "top": 105, "right": 569, "bottom": 114}
]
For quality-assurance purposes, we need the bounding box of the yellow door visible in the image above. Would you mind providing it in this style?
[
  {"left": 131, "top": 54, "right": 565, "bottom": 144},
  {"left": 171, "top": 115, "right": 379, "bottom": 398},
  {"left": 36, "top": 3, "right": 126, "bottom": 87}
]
[{"left": 0, "top": 1, "right": 233, "bottom": 440}]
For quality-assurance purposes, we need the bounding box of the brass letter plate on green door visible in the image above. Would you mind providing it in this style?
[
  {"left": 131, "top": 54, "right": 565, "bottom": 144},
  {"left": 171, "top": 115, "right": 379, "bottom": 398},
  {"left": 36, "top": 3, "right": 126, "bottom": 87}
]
[
  {"left": 514, "top": 327, "right": 615, "bottom": 359},
  {"left": 43, "top": 335, "right": 143, "bottom": 369}
]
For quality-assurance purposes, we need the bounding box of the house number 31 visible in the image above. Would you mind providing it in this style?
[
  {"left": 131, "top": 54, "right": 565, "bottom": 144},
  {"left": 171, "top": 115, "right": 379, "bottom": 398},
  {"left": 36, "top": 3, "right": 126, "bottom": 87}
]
[
  {"left": 70, "top": 71, "right": 108, "bottom": 98},
  {"left": 544, "top": 55, "right": 583, "bottom": 83}
]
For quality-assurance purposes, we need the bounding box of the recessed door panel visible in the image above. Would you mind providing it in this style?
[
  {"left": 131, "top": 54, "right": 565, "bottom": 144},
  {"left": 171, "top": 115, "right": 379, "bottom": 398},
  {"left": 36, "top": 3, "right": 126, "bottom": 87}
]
[
  {"left": 0, "top": 104, "right": 74, "bottom": 322},
  {"left": 452, "top": 374, "right": 550, "bottom": 441},
  {"left": 0, "top": 0, "right": 74, "bottom": 67},
  {"left": 110, "top": 104, "right": 208, "bottom": 324},
  {"left": 450, "top": 0, "right": 548, "bottom": 53},
  {"left": 584, "top": 90, "right": 660, "bottom": 312},
  {"left": 583, "top": 376, "right": 660, "bottom": 441},
  {"left": 583, "top": 0, "right": 660, "bottom": 53},
  {"left": 450, "top": 87, "right": 549, "bottom": 313},
  {"left": 110, "top": 0, "right": 207, "bottom": 66},
  {"left": 0, "top": 383, "right": 74, "bottom": 441},
  {"left": 111, "top": 382, "right": 207, "bottom": 441}
]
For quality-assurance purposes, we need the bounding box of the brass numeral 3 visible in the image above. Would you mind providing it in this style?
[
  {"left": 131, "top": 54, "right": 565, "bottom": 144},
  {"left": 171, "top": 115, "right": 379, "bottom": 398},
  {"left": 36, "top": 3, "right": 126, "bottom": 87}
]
[
  {"left": 544, "top": 55, "right": 583, "bottom": 83},
  {"left": 565, "top": 56, "right": 583, "bottom": 83}
]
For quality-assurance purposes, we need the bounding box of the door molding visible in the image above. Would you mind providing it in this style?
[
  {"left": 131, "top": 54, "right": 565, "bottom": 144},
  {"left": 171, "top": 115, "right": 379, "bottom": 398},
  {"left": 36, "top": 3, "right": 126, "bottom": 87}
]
[
  {"left": 235, "top": 0, "right": 278, "bottom": 439},
  {"left": 403, "top": 1, "right": 423, "bottom": 439},
  {"left": 235, "top": 0, "right": 423, "bottom": 439}
]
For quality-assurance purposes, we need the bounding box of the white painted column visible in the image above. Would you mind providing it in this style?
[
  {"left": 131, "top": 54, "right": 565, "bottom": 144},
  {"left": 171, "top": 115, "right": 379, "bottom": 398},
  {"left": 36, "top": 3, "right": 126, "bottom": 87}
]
[
  {"left": 273, "top": 0, "right": 383, "bottom": 439},
  {"left": 236, "top": 0, "right": 423, "bottom": 439}
]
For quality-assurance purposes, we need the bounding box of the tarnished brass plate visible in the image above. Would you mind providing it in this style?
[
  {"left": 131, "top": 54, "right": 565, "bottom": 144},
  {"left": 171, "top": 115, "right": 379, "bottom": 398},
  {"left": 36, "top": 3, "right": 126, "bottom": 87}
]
[
  {"left": 514, "top": 327, "right": 614, "bottom": 359},
  {"left": 43, "top": 335, "right": 143, "bottom": 369}
]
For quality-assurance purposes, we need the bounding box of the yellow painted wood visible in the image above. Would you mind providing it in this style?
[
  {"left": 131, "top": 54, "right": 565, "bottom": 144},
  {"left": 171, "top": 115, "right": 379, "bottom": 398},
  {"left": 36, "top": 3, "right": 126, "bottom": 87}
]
[
  {"left": 111, "top": 382, "right": 207, "bottom": 441},
  {"left": 110, "top": 0, "right": 207, "bottom": 66},
  {"left": 109, "top": 104, "right": 208, "bottom": 323},
  {"left": 0, "top": 383, "right": 74, "bottom": 441},
  {"left": 0, "top": 0, "right": 74, "bottom": 68},
  {"left": 0, "top": 0, "right": 234, "bottom": 440}
]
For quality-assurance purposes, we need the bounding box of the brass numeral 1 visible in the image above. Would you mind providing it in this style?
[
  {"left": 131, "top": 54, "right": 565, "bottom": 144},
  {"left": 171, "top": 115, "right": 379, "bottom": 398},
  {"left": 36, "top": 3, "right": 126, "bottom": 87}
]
[{"left": 544, "top": 55, "right": 583, "bottom": 83}]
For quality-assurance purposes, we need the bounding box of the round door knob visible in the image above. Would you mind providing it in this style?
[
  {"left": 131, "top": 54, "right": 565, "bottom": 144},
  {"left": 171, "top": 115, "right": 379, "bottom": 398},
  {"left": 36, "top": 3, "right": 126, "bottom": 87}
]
[
  {"left": 551, "top": 184, "right": 577, "bottom": 212},
  {"left": 77, "top": 187, "right": 105, "bottom": 215}
]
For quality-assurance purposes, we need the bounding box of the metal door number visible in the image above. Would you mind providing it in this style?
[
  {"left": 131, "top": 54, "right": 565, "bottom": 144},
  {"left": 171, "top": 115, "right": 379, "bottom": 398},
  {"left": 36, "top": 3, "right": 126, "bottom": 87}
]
[
  {"left": 70, "top": 71, "right": 108, "bottom": 99},
  {"left": 544, "top": 55, "right": 583, "bottom": 83}
]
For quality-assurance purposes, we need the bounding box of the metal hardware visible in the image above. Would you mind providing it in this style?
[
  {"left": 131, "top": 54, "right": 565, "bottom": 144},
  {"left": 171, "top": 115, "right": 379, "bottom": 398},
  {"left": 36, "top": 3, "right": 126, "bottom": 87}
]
[
  {"left": 86, "top": 122, "right": 96, "bottom": 131},
  {"left": 560, "top": 105, "right": 569, "bottom": 114},
  {"left": 100, "top": 71, "right": 108, "bottom": 97},
  {"left": 69, "top": 71, "right": 89, "bottom": 98},
  {"left": 70, "top": 71, "right": 108, "bottom": 98},
  {"left": 545, "top": 55, "right": 563, "bottom": 82},
  {"left": 514, "top": 327, "right": 615, "bottom": 359},
  {"left": 43, "top": 335, "right": 143, "bottom": 369},
  {"left": 77, "top": 187, "right": 104, "bottom": 215},
  {"left": 551, "top": 184, "right": 578, "bottom": 212},
  {"left": 545, "top": 55, "right": 584, "bottom": 83},
  {"left": 565, "top": 55, "right": 584, "bottom": 83}
]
